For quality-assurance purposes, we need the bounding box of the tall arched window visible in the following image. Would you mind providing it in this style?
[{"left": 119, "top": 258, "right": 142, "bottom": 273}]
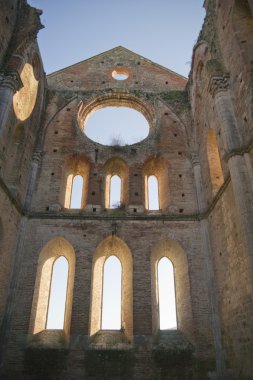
[
  {"left": 90, "top": 236, "right": 133, "bottom": 340},
  {"left": 46, "top": 256, "right": 69, "bottom": 329},
  {"left": 70, "top": 175, "right": 83, "bottom": 208},
  {"left": 207, "top": 129, "right": 224, "bottom": 194},
  {"left": 29, "top": 237, "right": 75, "bottom": 337},
  {"left": 151, "top": 240, "right": 193, "bottom": 337},
  {"left": 62, "top": 156, "right": 89, "bottom": 209},
  {"left": 158, "top": 257, "right": 177, "bottom": 330},
  {"left": 104, "top": 158, "right": 128, "bottom": 209},
  {"left": 109, "top": 175, "right": 121, "bottom": 208},
  {"left": 101, "top": 255, "right": 122, "bottom": 330},
  {"left": 147, "top": 175, "right": 159, "bottom": 210}
]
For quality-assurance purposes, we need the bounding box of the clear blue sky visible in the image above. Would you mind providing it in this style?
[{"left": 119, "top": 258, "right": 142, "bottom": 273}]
[{"left": 28, "top": 0, "right": 205, "bottom": 77}]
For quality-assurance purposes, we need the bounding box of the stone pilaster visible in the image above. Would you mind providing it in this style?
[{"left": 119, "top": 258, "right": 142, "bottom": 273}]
[
  {"left": 208, "top": 75, "right": 241, "bottom": 152},
  {"left": 0, "top": 71, "right": 23, "bottom": 138},
  {"left": 209, "top": 74, "right": 253, "bottom": 293},
  {"left": 192, "top": 154, "right": 226, "bottom": 380},
  {"left": 244, "top": 152, "right": 253, "bottom": 193},
  {"left": 24, "top": 151, "right": 43, "bottom": 210},
  {"left": 191, "top": 154, "right": 205, "bottom": 212}
]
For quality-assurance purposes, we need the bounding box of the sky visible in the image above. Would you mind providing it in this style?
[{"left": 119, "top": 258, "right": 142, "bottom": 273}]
[
  {"left": 27, "top": 1, "right": 205, "bottom": 330},
  {"left": 85, "top": 107, "right": 149, "bottom": 145},
  {"left": 27, "top": 0, "right": 205, "bottom": 77}
]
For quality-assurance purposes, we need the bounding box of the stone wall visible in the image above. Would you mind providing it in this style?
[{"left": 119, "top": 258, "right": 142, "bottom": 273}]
[
  {"left": 188, "top": 1, "right": 253, "bottom": 378},
  {"left": 4, "top": 217, "right": 214, "bottom": 379},
  {"left": 0, "top": 0, "right": 19, "bottom": 67},
  {"left": 0, "top": 0, "right": 253, "bottom": 379}
]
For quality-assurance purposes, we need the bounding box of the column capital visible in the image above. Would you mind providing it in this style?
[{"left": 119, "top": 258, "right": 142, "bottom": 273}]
[
  {"left": 0, "top": 71, "right": 23, "bottom": 92},
  {"left": 191, "top": 153, "right": 200, "bottom": 167},
  {"left": 32, "top": 151, "right": 43, "bottom": 164},
  {"left": 208, "top": 74, "right": 230, "bottom": 97}
]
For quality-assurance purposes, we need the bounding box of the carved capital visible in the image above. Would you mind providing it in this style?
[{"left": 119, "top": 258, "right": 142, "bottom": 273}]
[
  {"left": 0, "top": 71, "right": 23, "bottom": 92},
  {"left": 191, "top": 153, "right": 200, "bottom": 167},
  {"left": 208, "top": 74, "right": 230, "bottom": 97},
  {"left": 32, "top": 151, "right": 43, "bottom": 164}
]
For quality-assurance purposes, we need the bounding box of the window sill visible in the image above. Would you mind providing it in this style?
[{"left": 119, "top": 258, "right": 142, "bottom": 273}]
[
  {"left": 89, "top": 330, "right": 131, "bottom": 349},
  {"left": 27, "top": 329, "right": 68, "bottom": 349},
  {"left": 145, "top": 209, "right": 161, "bottom": 214}
]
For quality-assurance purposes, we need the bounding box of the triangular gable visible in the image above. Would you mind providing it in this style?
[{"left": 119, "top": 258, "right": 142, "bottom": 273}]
[{"left": 47, "top": 46, "right": 187, "bottom": 91}]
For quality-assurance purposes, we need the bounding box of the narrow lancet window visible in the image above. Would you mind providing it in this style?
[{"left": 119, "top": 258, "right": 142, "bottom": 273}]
[
  {"left": 70, "top": 175, "right": 83, "bottom": 208},
  {"left": 109, "top": 175, "right": 121, "bottom": 208},
  {"left": 207, "top": 129, "right": 224, "bottom": 194},
  {"left": 147, "top": 175, "right": 159, "bottom": 210},
  {"left": 158, "top": 257, "right": 177, "bottom": 330},
  {"left": 101, "top": 255, "right": 122, "bottom": 330},
  {"left": 46, "top": 256, "right": 69, "bottom": 329}
]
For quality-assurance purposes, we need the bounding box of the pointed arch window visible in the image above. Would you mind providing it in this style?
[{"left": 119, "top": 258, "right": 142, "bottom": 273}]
[
  {"left": 90, "top": 236, "right": 133, "bottom": 340},
  {"left": 147, "top": 175, "right": 159, "bottom": 210},
  {"left": 101, "top": 255, "right": 122, "bottom": 330},
  {"left": 70, "top": 175, "right": 83, "bottom": 209},
  {"left": 29, "top": 237, "right": 75, "bottom": 338},
  {"left": 109, "top": 175, "right": 122, "bottom": 209},
  {"left": 63, "top": 157, "right": 89, "bottom": 210},
  {"left": 158, "top": 257, "right": 177, "bottom": 330},
  {"left": 207, "top": 129, "right": 224, "bottom": 194},
  {"left": 46, "top": 256, "right": 69, "bottom": 329}
]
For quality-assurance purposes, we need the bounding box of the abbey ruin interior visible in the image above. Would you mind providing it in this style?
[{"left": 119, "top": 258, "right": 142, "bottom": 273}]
[{"left": 0, "top": 0, "right": 253, "bottom": 379}]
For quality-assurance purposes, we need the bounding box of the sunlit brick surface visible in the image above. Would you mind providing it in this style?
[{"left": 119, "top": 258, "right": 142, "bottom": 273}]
[{"left": 0, "top": 1, "right": 253, "bottom": 379}]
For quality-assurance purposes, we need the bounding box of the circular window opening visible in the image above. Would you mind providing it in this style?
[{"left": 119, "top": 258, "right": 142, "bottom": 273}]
[
  {"left": 112, "top": 69, "right": 129, "bottom": 81},
  {"left": 84, "top": 106, "right": 149, "bottom": 146}
]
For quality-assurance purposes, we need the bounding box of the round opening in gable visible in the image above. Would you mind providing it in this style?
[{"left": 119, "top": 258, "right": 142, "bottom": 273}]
[
  {"left": 112, "top": 69, "right": 129, "bottom": 81},
  {"left": 84, "top": 106, "right": 149, "bottom": 146}
]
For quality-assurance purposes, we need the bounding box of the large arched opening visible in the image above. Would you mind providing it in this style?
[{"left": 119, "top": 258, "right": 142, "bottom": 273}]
[{"left": 90, "top": 235, "right": 133, "bottom": 340}]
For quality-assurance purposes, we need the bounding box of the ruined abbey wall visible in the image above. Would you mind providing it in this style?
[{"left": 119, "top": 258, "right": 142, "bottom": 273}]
[{"left": 0, "top": 1, "right": 252, "bottom": 379}]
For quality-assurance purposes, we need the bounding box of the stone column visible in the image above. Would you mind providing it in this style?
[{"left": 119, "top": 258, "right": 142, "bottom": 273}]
[
  {"left": 192, "top": 155, "right": 206, "bottom": 211},
  {"left": 84, "top": 163, "right": 103, "bottom": 213},
  {"left": 209, "top": 75, "right": 241, "bottom": 152},
  {"left": 0, "top": 71, "right": 23, "bottom": 138},
  {"left": 24, "top": 151, "right": 42, "bottom": 210},
  {"left": 192, "top": 155, "right": 226, "bottom": 380},
  {"left": 209, "top": 75, "right": 253, "bottom": 290},
  {"left": 244, "top": 152, "right": 253, "bottom": 193}
]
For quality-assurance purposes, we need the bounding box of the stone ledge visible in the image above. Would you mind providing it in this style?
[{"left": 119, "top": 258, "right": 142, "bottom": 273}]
[
  {"left": 27, "top": 329, "right": 68, "bottom": 349},
  {"left": 89, "top": 329, "right": 131, "bottom": 349}
]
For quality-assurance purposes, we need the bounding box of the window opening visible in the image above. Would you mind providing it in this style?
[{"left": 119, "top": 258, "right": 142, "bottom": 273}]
[
  {"left": 147, "top": 175, "right": 159, "bottom": 210},
  {"left": 101, "top": 255, "right": 122, "bottom": 330},
  {"left": 109, "top": 175, "right": 121, "bottom": 208},
  {"left": 112, "top": 69, "right": 129, "bottom": 80},
  {"left": 207, "top": 129, "right": 224, "bottom": 194},
  {"left": 158, "top": 257, "right": 177, "bottom": 330},
  {"left": 84, "top": 106, "right": 149, "bottom": 146},
  {"left": 46, "top": 256, "right": 69, "bottom": 329},
  {"left": 70, "top": 175, "right": 83, "bottom": 208}
]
